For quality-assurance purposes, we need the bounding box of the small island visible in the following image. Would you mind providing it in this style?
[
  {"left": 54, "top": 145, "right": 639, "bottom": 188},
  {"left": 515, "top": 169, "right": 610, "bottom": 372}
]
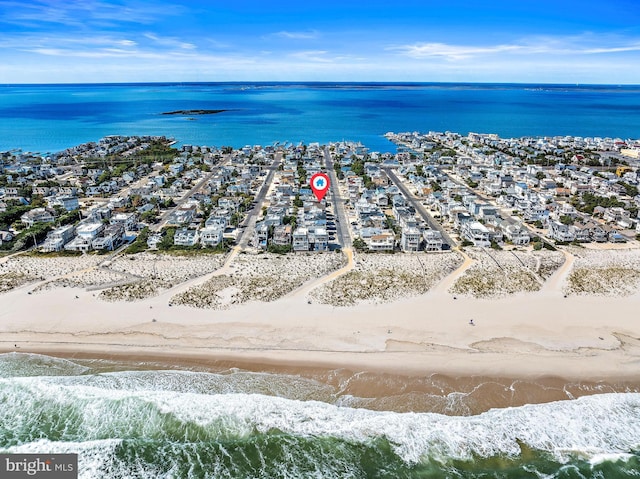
[{"left": 161, "top": 109, "right": 228, "bottom": 115}]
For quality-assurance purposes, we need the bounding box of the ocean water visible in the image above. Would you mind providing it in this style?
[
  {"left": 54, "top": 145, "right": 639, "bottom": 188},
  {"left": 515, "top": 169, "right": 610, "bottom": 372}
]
[
  {"left": 1, "top": 82, "right": 640, "bottom": 154},
  {"left": 1, "top": 353, "right": 639, "bottom": 478}
]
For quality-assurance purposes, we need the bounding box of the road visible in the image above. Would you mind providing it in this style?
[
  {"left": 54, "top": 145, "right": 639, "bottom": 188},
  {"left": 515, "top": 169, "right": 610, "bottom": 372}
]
[
  {"left": 152, "top": 169, "right": 218, "bottom": 232},
  {"left": 236, "top": 151, "right": 283, "bottom": 248},
  {"left": 323, "top": 147, "right": 351, "bottom": 248},
  {"left": 382, "top": 166, "right": 457, "bottom": 247}
]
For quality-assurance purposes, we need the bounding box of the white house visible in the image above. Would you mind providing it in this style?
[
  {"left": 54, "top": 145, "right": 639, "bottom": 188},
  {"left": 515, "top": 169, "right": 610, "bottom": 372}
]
[
  {"left": 503, "top": 223, "right": 530, "bottom": 246},
  {"left": 401, "top": 226, "right": 421, "bottom": 251},
  {"left": 173, "top": 228, "right": 199, "bottom": 247},
  {"left": 41, "top": 225, "right": 75, "bottom": 252},
  {"left": 548, "top": 220, "right": 575, "bottom": 242},
  {"left": 462, "top": 221, "right": 490, "bottom": 247},
  {"left": 292, "top": 227, "right": 309, "bottom": 252},
  {"left": 200, "top": 225, "right": 224, "bottom": 247},
  {"left": 47, "top": 195, "right": 79, "bottom": 212},
  {"left": 368, "top": 231, "right": 395, "bottom": 251},
  {"left": 423, "top": 229, "right": 443, "bottom": 252},
  {"left": 20, "top": 208, "right": 55, "bottom": 228},
  {"left": 110, "top": 212, "right": 138, "bottom": 232}
]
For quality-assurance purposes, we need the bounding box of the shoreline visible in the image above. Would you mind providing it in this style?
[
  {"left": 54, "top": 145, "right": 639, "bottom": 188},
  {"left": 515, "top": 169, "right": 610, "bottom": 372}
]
[
  {"left": 2, "top": 247, "right": 640, "bottom": 415},
  {"left": 3, "top": 347, "right": 640, "bottom": 416}
]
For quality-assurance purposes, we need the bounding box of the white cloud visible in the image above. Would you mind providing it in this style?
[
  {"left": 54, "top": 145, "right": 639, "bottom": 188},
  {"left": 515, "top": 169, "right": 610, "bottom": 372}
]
[
  {"left": 0, "top": 0, "right": 186, "bottom": 27},
  {"left": 391, "top": 35, "right": 640, "bottom": 61},
  {"left": 143, "top": 33, "right": 196, "bottom": 50},
  {"left": 272, "top": 30, "right": 319, "bottom": 40},
  {"left": 390, "top": 42, "right": 521, "bottom": 60}
]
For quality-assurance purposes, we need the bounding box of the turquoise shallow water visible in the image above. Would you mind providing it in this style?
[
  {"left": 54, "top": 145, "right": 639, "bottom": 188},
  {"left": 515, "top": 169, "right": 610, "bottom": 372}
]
[
  {"left": 1, "top": 82, "right": 639, "bottom": 153},
  {"left": 1, "top": 353, "right": 639, "bottom": 478}
]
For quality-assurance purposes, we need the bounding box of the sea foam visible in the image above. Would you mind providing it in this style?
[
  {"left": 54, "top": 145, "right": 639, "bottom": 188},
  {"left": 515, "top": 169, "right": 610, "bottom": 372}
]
[{"left": 1, "top": 376, "right": 639, "bottom": 465}]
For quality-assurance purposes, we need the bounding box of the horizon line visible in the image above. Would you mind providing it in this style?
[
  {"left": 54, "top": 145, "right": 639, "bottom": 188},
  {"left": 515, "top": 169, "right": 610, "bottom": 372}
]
[{"left": 1, "top": 81, "right": 640, "bottom": 87}]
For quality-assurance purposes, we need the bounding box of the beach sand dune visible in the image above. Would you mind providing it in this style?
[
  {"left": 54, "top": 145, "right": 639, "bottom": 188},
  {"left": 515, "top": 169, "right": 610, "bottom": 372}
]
[
  {"left": 171, "top": 251, "right": 347, "bottom": 309},
  {"left": 449, "top": 248, "right": 565, "bottom": 298},
  {"left": 309, "top": 251, "right": 462, "bottom": 306},
  {"left": 1, "top": 247, "right": 640, "bottom": 387}
]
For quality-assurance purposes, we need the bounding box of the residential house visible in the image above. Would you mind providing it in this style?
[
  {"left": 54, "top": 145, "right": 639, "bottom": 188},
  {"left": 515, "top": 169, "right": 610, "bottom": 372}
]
[
  {"left": 423, "top": 229, "right": 443, "bottom": 252},
  {"left": 166, "top": 205, "right": 196, "bottom": 226},
  {"left": 47, "top": 195, "right": 79, "bottom": 212},
  {"left": 92, "top": 223, "right": 125, "bottom": 251},
  {"left": 548, "top": 220, "right": 575, "bottom": 242},
  {"left": 110, "top": 212, "right": 138, "bottom": 231},
  {"left": 173, "top": 227, "right": 200, "bottom": 247},
  {"left": 147, "top": 232, "right": 163, "bottom": 250},
  {"left": 292, "top": 227, "right": 310, "bottom": 252},
  {"left": 503, "top": 223, "right": 531, "bottom": 245},
  {"left": 603, "top": 207, "right": 629, "bottom": 224},
  {"left": 20, "top": 208, "right": 55, "bottom": 227},
  {"left": 41, "top": 225, "right": 75, "bottom": 252},
  {"left": 200, "top": 225, "right": 224, "bottom": 247},
  {"left": 609, "top": 230, "right": 627, "bottom": 243},
  {"left": 462, "top": 221, "right": 491, "bottom": 247},
  {"left": 308, "top": 227, "right": 328, "bottom": 251},
  {"left": 32, "top": 186, "right": 53, "bottom": 196},
  {"left": 401, "top": 226, "right": 421, "bottom": 252},
  {"left": 367, "top": 231, "right": 395, "bottom": 251},
  {"left": 571, "top": 221, "right": 593, "bottom": 242},
  {"left": 0, "top": 230, "right": 14, "bottom": 246},
  {"left": 271, "top": 225, "right": 292, "bottom": 247},
  {"left": 64, "top": 221, "right": 104, "bottom": 252}
]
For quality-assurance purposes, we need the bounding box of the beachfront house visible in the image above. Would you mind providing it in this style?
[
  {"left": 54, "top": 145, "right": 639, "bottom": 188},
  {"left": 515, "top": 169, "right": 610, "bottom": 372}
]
[
  {"left": 173, "top": 227, "right": 200, "bottom": 247},
  {"left": 308, "top": 227, "right": 329, "bottom": 251},
  {"left": 166, "top": 205, "right": 196, "bottom": 226},
  {"left": 92, "top": 223, "right": 125, "bottom": 251},
  {"left": 548, "top": 220, "right": 575, "bottom": 242},
  {"left": 271, "top": 225, "right": 292, "bottom": 247},
  {"left": 110, "top": 212, "right": 138, "bottom": 232},
  {"left": 423, "top": 229, "right": 444, "bottom": 252},
  {"left": 254, "top": 222, "right": 269, "bottom": 249},
  {"left": 64, "top": 221, "right": 105, "bottom": 252},
  {"left": 461, "top": 221, "right": 491, "bottom": 247},
  {"left": 367, "top": 231, "right": 395, "bottom": 251},
  {"left": 292, "top": 227, "right": 309, "bottom": 252},
  {"left": 147, "top": 232, "right": 163, "bottom": 250},
  {"left": 401, "top": 226, "right": 421, "bottom": 251},
  {"left": 200, "top": 225, "right": 224, "bottom": 247},
  {"left": 503, "top": 223, "right": 531, "bottom": 246},
  {"left": 41, "top": 225, "right": 75, "bottom": 252}
]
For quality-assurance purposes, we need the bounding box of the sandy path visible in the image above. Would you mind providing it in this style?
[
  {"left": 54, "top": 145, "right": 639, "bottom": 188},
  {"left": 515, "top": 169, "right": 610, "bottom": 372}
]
[
  {"left": 540, "top": 248, "right": 574, "bottom": 295},
  {"left": 431, "top": 249, "right": 474, "bottom": 294},
  {"left": 287, "top": 248, "right": 354, "bottom": 298}
]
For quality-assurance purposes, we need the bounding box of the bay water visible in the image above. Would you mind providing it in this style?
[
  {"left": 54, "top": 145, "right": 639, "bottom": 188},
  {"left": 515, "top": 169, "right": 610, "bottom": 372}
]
[{"left": 1, "top": 82, "right": 639, "bottom": 154}]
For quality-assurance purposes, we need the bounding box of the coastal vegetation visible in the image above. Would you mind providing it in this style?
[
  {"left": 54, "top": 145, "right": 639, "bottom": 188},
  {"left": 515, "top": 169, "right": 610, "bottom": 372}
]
[
  {"left": 171, "top": 252, "right": 346, "bottom": 309},
  {"left": 449, "top": 249, "right": 565, "bottom": 298},
  {"left": 310, "top": 252, "right": 462, "bottom": 306}
]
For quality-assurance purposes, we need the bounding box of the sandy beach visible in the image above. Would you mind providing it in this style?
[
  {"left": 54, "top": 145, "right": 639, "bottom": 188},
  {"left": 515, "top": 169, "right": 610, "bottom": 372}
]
[{"left": 1, "top": 246, "right": 640, "bottom": 394}]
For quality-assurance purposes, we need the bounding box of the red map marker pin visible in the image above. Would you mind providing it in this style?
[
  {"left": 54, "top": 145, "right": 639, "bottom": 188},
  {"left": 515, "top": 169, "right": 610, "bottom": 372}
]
[{"left": 310, "top": 172, "right": 330, "bottom": 202}]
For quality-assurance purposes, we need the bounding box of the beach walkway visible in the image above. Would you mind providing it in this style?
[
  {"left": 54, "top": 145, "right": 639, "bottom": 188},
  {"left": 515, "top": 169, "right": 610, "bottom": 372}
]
[
  {"left": 431, "top": 249, "right": 474, "bottom": 294},
  {"left": 286, "top": 248, "right": 354, "bottom": 299},
  {"left": 539, "top": 248, "right": 574, "bottom": 295}
]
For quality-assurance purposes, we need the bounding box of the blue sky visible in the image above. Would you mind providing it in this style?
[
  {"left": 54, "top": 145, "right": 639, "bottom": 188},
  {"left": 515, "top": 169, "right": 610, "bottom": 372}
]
[{"left": 1, "top": 0, "right": 639, "bottom": 83}]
